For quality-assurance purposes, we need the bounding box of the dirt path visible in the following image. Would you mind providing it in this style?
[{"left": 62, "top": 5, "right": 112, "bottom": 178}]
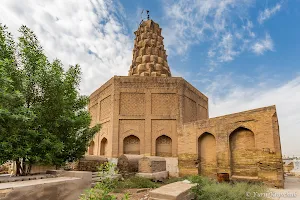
[{"left": 268, "top": 176, "right": 300, "bottom": 200}]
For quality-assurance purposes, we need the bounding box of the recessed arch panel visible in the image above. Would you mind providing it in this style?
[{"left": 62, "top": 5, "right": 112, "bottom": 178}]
[
  {"left": 88, "top": 141, "right": 95, "bottom": 155},
  {"left": 230, "top": 127, "right": 257, "bottom": 177},
  {"left": 123, "top": 135, "right": 140, "bottom": 154},
  {"left": 156, "top": 135, "right": 172, "bottom": 157},
  {"left": 198, "top": 132, "right": 217, "bottom": 177},
  {"left": 100, "top": 137, "right": 108, "bottom": 156}
]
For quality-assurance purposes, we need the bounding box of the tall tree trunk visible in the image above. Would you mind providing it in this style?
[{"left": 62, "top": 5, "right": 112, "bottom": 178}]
[
  {"left": 16, "top": 160, "right": 22, "bottom": 176},
  {"left": 22, "top": 157, "right": 26, "bottom": 176},
  {"left": 26, "top": 163, "right": 32, "bottom": 175}
]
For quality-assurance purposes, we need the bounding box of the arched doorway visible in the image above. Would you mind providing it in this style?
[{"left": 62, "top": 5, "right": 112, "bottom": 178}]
[
  {"left": 100, "top": 137, "right": 108, "bottom": 156},
  {"left": 198, "top": 132, "right": 217, "bottom": 177},
  {"left": 156, "top": 135, "right": 172, "bottom": 157},
  {"left": 88, "top": 141, "right": 94, "bottom": 155},
  {"left": 123, "top": 135, "right": 140, "bottom": 154},
  {"left": 230, "top": 127, "right": 257, "bottom": 177}
]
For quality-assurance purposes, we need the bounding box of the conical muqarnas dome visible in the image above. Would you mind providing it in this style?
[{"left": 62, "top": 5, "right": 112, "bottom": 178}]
[{"left": 128, "top": 20, "right": 171, "bottom": 77}]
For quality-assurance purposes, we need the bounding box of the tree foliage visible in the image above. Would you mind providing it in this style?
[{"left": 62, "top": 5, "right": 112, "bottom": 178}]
[{"left": 0, "top": 24, "right": 99, "bottom": 175}]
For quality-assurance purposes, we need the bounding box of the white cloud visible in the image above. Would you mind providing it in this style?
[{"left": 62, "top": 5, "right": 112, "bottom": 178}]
[
  {"left": 252, "top": 33, "right": 274, "bottom": 55},
  {"left": 0, "top": 0, "right": 132, "bottom": 95},
  {"left": 162, "top": 0, "right": 257, "bottom": 68},
  {"left": 258, "top": 3, "right": 282, "bottom": 24},
  {"left": 162, "top": 0, "right": 282, "bottom": 71},
  {"left": 206, "top": 74, "right": 300, "bottom": 156},
  {"left": 217, "top": 33, "right": 238, "bottom": 62}
]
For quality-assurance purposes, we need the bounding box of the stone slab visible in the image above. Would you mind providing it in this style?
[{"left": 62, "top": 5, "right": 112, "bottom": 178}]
[
  {"left": 0, "top": 176, "right": 89, "bottom": 200},
  {"left": 165, "top": 157, "right": 179, "bottom": 177},
  {"left": 0, "top": 177, "right": 80, "bottom": 190},
  {"left": 149, "top": 181, "right": 196, "bottom": 200},
  {"left": 0, "top": 174, "right": 57, "bottom": 183}
]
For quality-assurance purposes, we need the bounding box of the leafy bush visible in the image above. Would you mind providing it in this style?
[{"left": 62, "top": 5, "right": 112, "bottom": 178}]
[
  {"left": 80, "top": 162, "right": 128, "bottom": 200},
  {"left": 188, "top": 175, "right": 268, "bottom": 200}
]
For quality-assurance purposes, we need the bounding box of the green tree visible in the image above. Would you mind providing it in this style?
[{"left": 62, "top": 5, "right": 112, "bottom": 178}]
[
  {"left": 0, "top": 24, "right": 35, "bottom": 173},
  {"left": 0, "top": 24, "right": 99, "bottom": 175}
]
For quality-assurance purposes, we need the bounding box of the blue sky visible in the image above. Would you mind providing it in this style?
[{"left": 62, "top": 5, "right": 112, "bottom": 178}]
[{"left": 0, "top": 0, "right": 299, "bottom": 156}]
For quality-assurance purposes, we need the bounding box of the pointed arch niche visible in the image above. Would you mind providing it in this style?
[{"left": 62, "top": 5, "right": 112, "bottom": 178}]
[
  {"left": 229, "top": 127, "right": 257, "bottom": 177},
  {"left": 156, "top": 135, "right": 172, "bottom": 157},
  {"left": 123, "top": 135, "right": 140, "bottom": 154},
  {"left": 88, "top": 141, "right": 95, "bottom": 155},
  {"left": 198, "top": 132, "right": 217, "bottom": 177},
  {"left": 100, "top": 137, "right": 108, "bottom": 156}
]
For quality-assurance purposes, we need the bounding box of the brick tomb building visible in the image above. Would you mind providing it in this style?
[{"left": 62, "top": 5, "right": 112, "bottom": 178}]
[{"left": 87, "top": 19, "right": 284, "bottom": 187}]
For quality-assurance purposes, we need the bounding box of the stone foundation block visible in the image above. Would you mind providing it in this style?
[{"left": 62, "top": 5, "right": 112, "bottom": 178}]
[
  {"left": 77, "top": 156, "right": 107, "bottom": 172},
  {"left": 117, "top": 154, "right": 143, "bottom": 176},
  {"left": 139, "top": 156, "right": 166, "bottom": 173},
  {"left": 136, "top": 171, "right": 168, "bottom": 181}
]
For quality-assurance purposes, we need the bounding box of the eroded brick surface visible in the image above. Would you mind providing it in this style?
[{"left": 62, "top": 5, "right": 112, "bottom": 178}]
[{"left": 179, "top": 106, "right": 284, "bottom": 188}]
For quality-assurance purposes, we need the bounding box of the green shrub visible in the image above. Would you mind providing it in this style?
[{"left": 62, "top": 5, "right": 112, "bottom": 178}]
[
  {"left": 117, "top": 176, "right": 160, "bottom": 190},
  {"left": 80, "top": 162, "right": 129, "bottom": 200},
  {"left": 163, "top": 177, "right": 186, "bottom": 184},
  {"left": 188, "top": 175, "right": 268, "bottom": 200}
]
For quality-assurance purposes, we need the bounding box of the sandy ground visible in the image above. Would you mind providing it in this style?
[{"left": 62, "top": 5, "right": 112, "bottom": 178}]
[{"left": 268, "top": 176, "right": 300, "bottom": 200}]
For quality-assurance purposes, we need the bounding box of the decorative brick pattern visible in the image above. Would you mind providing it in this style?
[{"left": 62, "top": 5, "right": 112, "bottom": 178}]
[
  {"left": 100, "top": 95, "right": 111, "bottom": 120},
  {"left": 99, "top": 121, "right": 109, "bottom": 137},
  {"left": 151, "top": 93, "right": 178, "bottom": 115},
  {"left": 120, "top": 93, "right": 145, "bottom": 115},
  {"left": 183, "top": 96, "right": 197, "bottom": 123},
  {"left": 89, "top": 104, "right": 98, "bottom": 126}
]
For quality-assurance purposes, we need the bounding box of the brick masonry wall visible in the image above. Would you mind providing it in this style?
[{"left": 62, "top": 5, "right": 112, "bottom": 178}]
[
  {"left": 113, "top": 76, "right": 208, "bottom": 158},
  {"left": 88, "top": 76, "right": 283, "bottom": 187},
  {"left": 179, "top": 105, "right": 284, "bottom": 188}
]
